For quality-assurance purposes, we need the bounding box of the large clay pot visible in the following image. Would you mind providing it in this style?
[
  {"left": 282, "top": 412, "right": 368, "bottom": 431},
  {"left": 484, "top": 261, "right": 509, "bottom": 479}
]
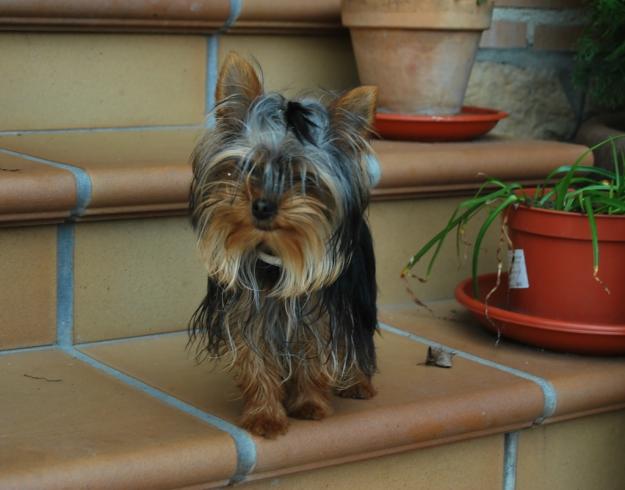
[
  {"left": 506, "top": 205, "right": 625, "bottom": 325},
  {"left": 342, "top": 0, "right": 494, "bottom": 115}
]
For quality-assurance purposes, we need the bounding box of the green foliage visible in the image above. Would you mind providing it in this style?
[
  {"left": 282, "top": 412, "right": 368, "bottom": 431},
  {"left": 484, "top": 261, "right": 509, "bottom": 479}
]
[
  {"left": 574, "top": 0, "right": 625, "bottom": 109},
  {"left": 402, "top": 138, "right": 625, "bottom": 296}
]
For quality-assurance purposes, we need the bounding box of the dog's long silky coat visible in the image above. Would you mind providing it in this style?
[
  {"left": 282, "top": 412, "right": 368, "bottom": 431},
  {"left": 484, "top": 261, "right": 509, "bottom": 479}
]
[{"left": 189, "top": 52, "right": 379, "bottom": 438}]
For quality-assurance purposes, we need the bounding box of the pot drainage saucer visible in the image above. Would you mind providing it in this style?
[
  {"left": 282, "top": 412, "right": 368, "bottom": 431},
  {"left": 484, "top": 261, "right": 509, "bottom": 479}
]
[
  {"left": 374, "top": 106, "right": 508, "bottom": 142},
  {"left": 455, "top": 273, "right": 625, "bottom": 356}
]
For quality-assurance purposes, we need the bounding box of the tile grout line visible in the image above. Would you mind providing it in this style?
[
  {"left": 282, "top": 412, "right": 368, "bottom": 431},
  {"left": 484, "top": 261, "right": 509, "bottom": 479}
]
[
  {"left": 49, "top": 182, "right": 258, "bottom": 485},
  {"left": 4, "top": 4, "right": 260, "bottom": 482},
  {"left": 76, "top": 329, "right": 188, "bottom": 349},
  {"left": 379, "top": 323, "right": 558, "bottom": 420},
  {"left": 503, "top": 432, "right": 520, "bottom": 490},
  {"left": 61, "top": 345, "right": 256, "bottom": 483},
  {"left": 49, "top": 3, "right": 256, "bottom": 483},
  {"left": 204, "top": 0, "right": 242, "bottom": 127},
  {"left": 52, "top": 213, "right": 257, "bottom": 484},
  {"left": 224, "top": 0, "right": 243, "bottom": 30},
  {"left": 0, "top": 147, "right": 92, "bottom": 217},
  {"left": 0, "top": 123, "right": 203, "bottom": 136},
  {"left": 380, "top": 322, "right": 534, "bottom": 490},
  {"left": 205, "top": 35, "right": 219, "bottom": 129},
  {"left": 56, "top": 223, "right": 75, "bottom": 347},
  {"left": 0, "top": 345, "right": 55, "bottom": 357}
]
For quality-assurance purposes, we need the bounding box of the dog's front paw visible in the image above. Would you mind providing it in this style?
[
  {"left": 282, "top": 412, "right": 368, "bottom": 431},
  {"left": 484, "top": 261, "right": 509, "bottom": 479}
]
[
  {"left": 335, "top": 379, "right": 377, "bottom": 400},
  {"left": 240, "top": 413, "right": 289, "bottom": 439},
  {"left": 288, "top": 400, "right": 332, "bottom": 421}
]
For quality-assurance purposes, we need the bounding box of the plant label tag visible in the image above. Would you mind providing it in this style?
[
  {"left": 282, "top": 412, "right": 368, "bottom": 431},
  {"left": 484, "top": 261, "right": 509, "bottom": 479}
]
[{"left": 508, "top": 249, "right": 529, "bottom": 289}]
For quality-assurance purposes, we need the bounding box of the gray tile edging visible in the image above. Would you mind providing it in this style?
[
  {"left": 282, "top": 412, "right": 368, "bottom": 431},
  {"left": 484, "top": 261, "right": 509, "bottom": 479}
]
[
  {"left": 503, "top": 431, "right": 520, "bottom": 490},
  {"left": 63, "top": 344, "right": 257, "bottom": 483},
  {"left": 0, "top": 147, "right": 92, "bottom": 217},
  {"left": 379, "top": 323, "right": 558, "bottom": 421},
  {"left": 380, "top": 322, "right": 557, "bottom": 490},
  {"left": 53, "top": 213, "right": 258, "bottom": 484}
]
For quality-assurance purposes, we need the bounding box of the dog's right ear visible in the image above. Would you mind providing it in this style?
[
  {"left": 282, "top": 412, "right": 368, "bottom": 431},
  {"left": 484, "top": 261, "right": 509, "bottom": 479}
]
[{"left": 215, "top": 52, "right": 262, "bottom": 125}]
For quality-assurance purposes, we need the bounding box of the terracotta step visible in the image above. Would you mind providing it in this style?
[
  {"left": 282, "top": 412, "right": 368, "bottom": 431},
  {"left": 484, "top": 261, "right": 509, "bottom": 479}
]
[
  {"left": 0, "top": 131, "right": 591, "bottom": 349},
  {"left": 2, "top": 303, "right": 625, "bottom": 488},
  {"left": 0, "top": 129, "right": 590, "bottom": 223}
]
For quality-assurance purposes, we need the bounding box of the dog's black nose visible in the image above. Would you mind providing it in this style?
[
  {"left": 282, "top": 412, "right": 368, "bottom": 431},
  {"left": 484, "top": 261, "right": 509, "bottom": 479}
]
[{"left": 252, "top": 199, "right": 277, "bottom": 221}]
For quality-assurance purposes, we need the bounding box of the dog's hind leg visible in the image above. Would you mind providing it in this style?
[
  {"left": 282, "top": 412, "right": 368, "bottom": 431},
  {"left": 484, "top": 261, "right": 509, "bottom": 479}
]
[{"left": 237, "top": 346, "right": 289, "bottom": 439}]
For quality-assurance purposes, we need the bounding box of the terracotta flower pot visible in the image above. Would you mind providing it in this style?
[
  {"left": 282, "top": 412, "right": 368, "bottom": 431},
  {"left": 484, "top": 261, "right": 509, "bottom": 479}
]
[
  {"left": 506, "top": 205, "right": 625, "bottom": 325},
  {"left": 342, "top": 0, "right": 494, "bottom": 115}
]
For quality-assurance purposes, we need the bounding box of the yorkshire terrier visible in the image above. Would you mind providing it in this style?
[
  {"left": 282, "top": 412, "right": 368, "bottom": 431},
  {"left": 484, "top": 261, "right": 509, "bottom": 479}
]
[{"left": 189, "top": 52, "right": 379, "bottom": 438}]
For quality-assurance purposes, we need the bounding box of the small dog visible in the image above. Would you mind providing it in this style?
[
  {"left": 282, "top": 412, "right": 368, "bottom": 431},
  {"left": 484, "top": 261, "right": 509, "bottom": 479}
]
[{"left": 189, "top": 52, "right": 379, "bottom": 438}]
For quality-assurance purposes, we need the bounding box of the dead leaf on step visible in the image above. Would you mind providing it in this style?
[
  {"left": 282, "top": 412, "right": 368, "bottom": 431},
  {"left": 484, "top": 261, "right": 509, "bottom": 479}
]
[
  {"left": 422, "top": 346, "right": 455, "bottom": 368},
  {"left": 23, "top": 374, "right": 62, "bottom": 382}
]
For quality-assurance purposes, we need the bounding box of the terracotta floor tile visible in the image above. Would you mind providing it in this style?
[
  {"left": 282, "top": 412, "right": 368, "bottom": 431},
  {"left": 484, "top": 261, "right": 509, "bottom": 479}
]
[
  {"left": 81, "top": 329, "right": 542, "bottom": 477},
  {"left": 0, "top": 348, "right": 237, "bottom": 489},
  {"left": 0, "top": 129, "right": 200, "bottom": 216},
  {"left": 73, "top": 217, "right": 206, "bottom": 342},
  {"left": 238, "top": 433, "right": 504, "bottom": 489},
  {"left": 0, "top": 225, "right": 57, "bottom": 349},
  {"left": 219, "top": 34, "right": 358, "bottom": 97},
  {"left": 1, "top": 34, "right": 206, "bottom": 131},
  {"left": 380, "top": 303, "right": 625, "bottom": 420},
  {"left": 0, "top": 150, "right": 76, "bottom": 223},
  {"left": 370, "top": 198, "right": 500, "bottom": 304},
  {"left": 517, "top": 410, "right": 625, "bottom": 490}
]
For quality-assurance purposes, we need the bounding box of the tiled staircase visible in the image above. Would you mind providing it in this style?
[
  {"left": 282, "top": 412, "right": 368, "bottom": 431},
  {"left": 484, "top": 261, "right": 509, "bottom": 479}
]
[{"left": 2, "top": 2, "right": 625, "bottom": 489}]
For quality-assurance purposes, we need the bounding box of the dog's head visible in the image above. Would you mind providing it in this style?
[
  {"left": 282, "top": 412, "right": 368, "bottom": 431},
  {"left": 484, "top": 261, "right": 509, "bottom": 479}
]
[{"left": 191, "top": 52, "right": 378, "bottom": 298}]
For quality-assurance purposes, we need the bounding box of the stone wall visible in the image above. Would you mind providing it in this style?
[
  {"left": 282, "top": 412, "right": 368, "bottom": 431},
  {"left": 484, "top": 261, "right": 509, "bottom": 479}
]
[{"left": 466, "top": 0, "right": 588, "bottom": 140}]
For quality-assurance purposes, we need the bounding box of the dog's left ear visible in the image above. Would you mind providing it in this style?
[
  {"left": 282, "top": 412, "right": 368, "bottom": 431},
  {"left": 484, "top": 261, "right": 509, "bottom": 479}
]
[
  {"left": 330, "top": 85, "right": 378, "bottom": 139},
  {"left": 215, "top": 52, "right": 263, "bottom": 125}
]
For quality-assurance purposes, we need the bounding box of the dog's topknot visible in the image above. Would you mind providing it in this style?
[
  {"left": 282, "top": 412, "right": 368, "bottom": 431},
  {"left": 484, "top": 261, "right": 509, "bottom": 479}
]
[{"left": 284, "top": 100, "right": 319, "bottom": 147}]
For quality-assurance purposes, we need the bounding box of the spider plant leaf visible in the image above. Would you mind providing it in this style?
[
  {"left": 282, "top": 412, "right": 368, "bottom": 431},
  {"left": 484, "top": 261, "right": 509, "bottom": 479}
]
[
  {"left": 547, "top": 165, "right": 613, "bottom": 180},
  {"left": 471, "top": 194, "right": 519, "bottom": 296},
  {"left": 592, "top": 195, "right": 625, "bottom": 213},
  {"left": 583, "top": 196, "right": 600, "bottom": 274},
  {"left": 553, "top": 137, "right": 624, "bottom": 209},
  {"left": 402, "top": 204, "right": 479, "bottom": 277}
]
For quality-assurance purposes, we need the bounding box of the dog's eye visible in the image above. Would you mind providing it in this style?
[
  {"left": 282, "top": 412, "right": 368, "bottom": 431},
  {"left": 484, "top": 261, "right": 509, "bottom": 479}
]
[{"left": 215, "top": 165, "right": 237, "bottom": 180}]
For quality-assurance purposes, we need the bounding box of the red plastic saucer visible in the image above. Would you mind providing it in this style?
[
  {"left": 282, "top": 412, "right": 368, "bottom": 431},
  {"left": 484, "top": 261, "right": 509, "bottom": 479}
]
[
  {"left": 374, "top": 106, "right": 508, "bottom": 142},
  {"left": 455, "top": 273, "right": 625, "bottom": 356}
]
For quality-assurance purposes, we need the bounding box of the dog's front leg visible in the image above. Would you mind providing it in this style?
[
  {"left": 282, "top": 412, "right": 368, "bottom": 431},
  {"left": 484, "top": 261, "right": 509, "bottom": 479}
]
[
  {"left": 236, "top": 346, "right": 289, "bottom": 439},
  {"left": 286, "top": 360, "right": 333, "bottom": 421}
]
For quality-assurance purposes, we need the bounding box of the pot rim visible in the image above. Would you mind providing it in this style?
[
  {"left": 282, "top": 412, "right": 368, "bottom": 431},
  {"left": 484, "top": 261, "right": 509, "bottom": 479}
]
[
  {"left": 341, "top": 1, "right": 494, "bottom": 30},
  {"left": 507, "top": 203, "right": 625, "bottom": 241},
  {"left": 512, "top": 203, "right": 625, "bottom": 221}
]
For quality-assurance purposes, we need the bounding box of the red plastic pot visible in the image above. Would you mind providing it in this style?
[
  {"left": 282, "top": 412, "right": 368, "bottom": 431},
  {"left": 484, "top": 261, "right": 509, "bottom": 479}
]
[
  {"left": 455, "top": 274, "right": 625, "bottom": 355},
  {"left": 506, "top": 205, "right": 625, "bottom": 325}
]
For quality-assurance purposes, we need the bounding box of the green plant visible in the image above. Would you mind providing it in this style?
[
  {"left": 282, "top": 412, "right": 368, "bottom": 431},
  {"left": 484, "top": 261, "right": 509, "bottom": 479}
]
[
  {"left": 575, "top": 0, "right": 625, "bottom": 109},
  {"left": 401, "top": 137, "right": 625, "bottom": 296}
]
